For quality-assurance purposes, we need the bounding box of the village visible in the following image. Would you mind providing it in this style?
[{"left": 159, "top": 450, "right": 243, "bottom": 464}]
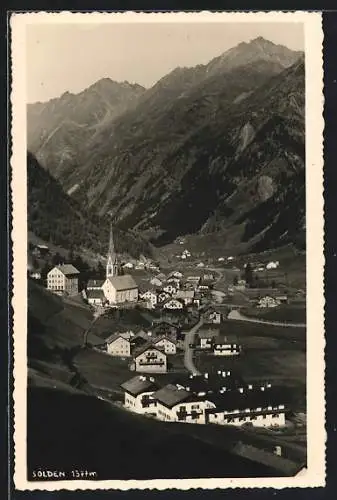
[{"left": 27, "top": 223, "right": 306, "bottom": 450}]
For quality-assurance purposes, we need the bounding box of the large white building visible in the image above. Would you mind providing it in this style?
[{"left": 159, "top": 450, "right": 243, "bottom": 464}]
[
  {"left": 121, "top": 375, "right": 158, "bottom": 415},
  {"left": 101, "top": 225, "right": 138, "bottom": 305},
  {"left": 47, "top": 264, "right": 80, "bottom": 296}
]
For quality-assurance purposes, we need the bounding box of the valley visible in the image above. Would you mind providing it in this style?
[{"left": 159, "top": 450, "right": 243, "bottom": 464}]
[{"left": 25, "top": 34, "right": 308, "bottom": 482}]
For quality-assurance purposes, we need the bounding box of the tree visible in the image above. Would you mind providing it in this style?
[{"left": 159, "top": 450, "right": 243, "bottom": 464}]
[
  {"left": 244, "top": 262, "right": 254, "bottom": 287},
  {"left": 233, "top": 275, "right": 239, "bottom": 286}
]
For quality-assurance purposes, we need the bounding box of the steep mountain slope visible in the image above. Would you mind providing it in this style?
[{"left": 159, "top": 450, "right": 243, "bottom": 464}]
[
  {"left": 74, "top": 57, "right": 305, "bottom": 250},
  {"left": 27, "top": 38, "right": 304, "bottom": 252},
  {"left": 27, "top": 79, "right": 145, "bottom": 186},
  {"left": 27, "top": 152, "right": 152, "bottom": 258}
]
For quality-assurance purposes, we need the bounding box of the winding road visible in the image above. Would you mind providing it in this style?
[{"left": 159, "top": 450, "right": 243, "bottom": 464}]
[
  {"left": 227, "top": 309, "right": 306, "bottom": 328},
  {"left": 183, "top": 317, "right": 204, "bottom": 375}
]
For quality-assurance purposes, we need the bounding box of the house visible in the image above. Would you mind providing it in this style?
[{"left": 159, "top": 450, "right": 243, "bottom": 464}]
[
  {"left": 121, "top": 375, "right": 158, "bottom": 414},
  {"left": 163, "top": 284, "right": 177, "bottom": 295},
  {"left": 168, "top": 271, "right": 183, "bottom": 279},
  {"left": 234, "top": 279, "right": 246, "bottom": 291},
  {"left": 85, "top": 288, "right": 106, "bottom": 306},
  {"left": 197, "top": 329, "right": 218, "bottom": 350},
  {"left": 213, "top": 335, "right": 241, "bottom": 356},
  {"left": 266, "top": 261, "right": 279, "bottom": 270},
  {"left": 32, "top": 244, "right": 50, "bottom": 257},
  {"left": 163, "top": 298, "right": 184, "bottom": 310},
  {"left": 152, "top": 321, "right": 179, "bottom": 340},
  {"left": 257, "top": 295, "right": 280, "bottom": 308},
  {"left": 186, "top": 276, "right": 201, "bottom": 285},
  {"left": 150, "top": 277, "right": 163, "bottom": 287},
  {"left": 218, "top": 257, "right": 225, "bottom": 262},
  {"left": 87, "top": 279, "right": 105, "bottom": 290},
  {"left": 47, "top": 264, "right": 80, "bottom": 296},
  {"left": 275, "top": 295, "right": 288, "bottom": 304},
  {"left": 157, "top": 291, "right": 172, "bottom": 304},
  {"left": 134, "top": 345, "right": 167, "bottom": 373},
  {"left": 106, "top": 333, "right": 132, "bottom": 357},
  {"left": 197, "top": 262, "right": 205, "bottom": 268},
  {"left": 166, "top": 277, "right": 181, "bottom": 287},
  {"left": 152, "top": 336, "right": 177, "bottom": 355},
  {"left": 154, "top": 384, "right": 213, "bottom": 424},
  {"left": 29, "top": 271, "right": 41, "bottom": 280},
  {"left": 204, "top": 308, "right": 222, "bottom": 324},
  {"left": 123, "top": 262, "right": 134, "bottom": 269},
  {"left": 206, "top": 386, "right": 286, "bottom": 428},
  {"left": 175, "top": 290, "right": 195, "bottom": 306},
  {"left": 203, "top": 274, "right": 214, "bottom": 281},
  {"left": 139, "top": 289, "right": 158, "bottom": 308}
]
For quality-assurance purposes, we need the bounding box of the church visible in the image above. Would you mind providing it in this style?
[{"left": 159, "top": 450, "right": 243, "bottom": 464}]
[{"left": 102, "top": 226, "right": 139, "bottom": 305}]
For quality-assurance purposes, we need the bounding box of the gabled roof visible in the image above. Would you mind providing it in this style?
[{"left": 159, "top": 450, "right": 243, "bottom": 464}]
[
  {"left": 133, "top": 343, "right": 166, "bottom": 359},
  {"left": 154, "top": 384, "right": 192, "bottom": 408},
  {"left": 105, "top": 332, "right": 131, "bottom": 345},
  {"left": 121, "top": 375, "right": 158, "bottom": 396},
  {"left": 130, "top": 336, "right": 148, "bottom": 349},
  {"left": 176, "top": 290, "right": 195, "bottom": 299},
  {"left": 87, "top": 279, "right": 105, "bottom": 288},
  {"left": 139, "top": 286, "right": 157, "bottom": 295},
  {"left": 207, "top": 386, "right": 285, "bottom": 413},
  {"left": 163, "top": 297, "right": 184, "bottom": 306},
  {"left": 86, "top": 289, "right": 105, "bottom": 300},
  {"left": 174, "top": 372, "right": 243, "bottom": 394},
  {"left": 153, "top": 335, "right": 176, "bottom": 346},
  {"left": 51, "top": 264, "right": 80, "bottom": 276},
  {"left": 198, "top": 328, "right": 220, "bottom": 339},
  {"left": 107, "top": 274, "right": 138, "bottom": 291},
  {"left": 213, "top": 334, "right": 239, "bottom": 345}
]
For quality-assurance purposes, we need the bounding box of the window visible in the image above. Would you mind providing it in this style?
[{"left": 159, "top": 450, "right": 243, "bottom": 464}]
[{"left": 191, "top": 404, "right": 199, "bottom": 410}]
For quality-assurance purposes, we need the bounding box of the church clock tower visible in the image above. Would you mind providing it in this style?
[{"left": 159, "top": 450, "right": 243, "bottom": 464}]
[{"left": 106, "top": 223, "right": 119, "bottom": 278}]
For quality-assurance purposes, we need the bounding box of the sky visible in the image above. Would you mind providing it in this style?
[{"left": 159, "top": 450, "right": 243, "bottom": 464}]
[{"left": 26, "top": 21, "right": 304, "bottom": 103}]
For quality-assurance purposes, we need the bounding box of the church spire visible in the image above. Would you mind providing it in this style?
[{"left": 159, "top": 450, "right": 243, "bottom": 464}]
[{"left": 106, "top": 222, "right": 118, "bottom": 278}]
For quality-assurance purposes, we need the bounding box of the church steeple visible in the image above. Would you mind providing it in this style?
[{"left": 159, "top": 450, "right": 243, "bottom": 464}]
[{"left": 106, "top": 223, "right": 118, "bottom": 278}]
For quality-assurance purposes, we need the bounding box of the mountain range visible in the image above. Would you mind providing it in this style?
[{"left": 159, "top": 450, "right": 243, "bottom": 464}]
[{"left": 27, "top": 37, "right": 305, "bottom": 253}]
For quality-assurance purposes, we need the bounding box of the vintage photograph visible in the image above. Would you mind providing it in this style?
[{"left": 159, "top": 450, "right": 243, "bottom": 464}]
[{"left": 11, "top": 11, "right": 325, "bottom": 490}]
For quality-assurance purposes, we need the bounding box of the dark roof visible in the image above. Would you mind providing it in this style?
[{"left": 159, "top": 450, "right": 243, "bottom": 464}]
[
  {"left": 207, "top": 386, "right": 285, "bottom": 413},
  {"left": 55, "top": 264, "right": 80, "bottom": 276},
  {"left": 198, "top": 329, "right": 220, "bottom": 339},
  {"left": 213, "top": 335, "right": 239, "bottom": 345},
  {"left": 176, "top": 290, "right": 195, "bottom": 299},
  {"left": 153, "top": 335, "right": 176, "bottom": 346},
  {"left": 86, "top": 289, "right": 105, "bottom": 300},
  {"left": 174, "top": 372, "right": 244, "bottom": 394},
  {"left": 87, "top": 279, "right": 105, "bottom": 288},
  {"left": 105, "top": 332, "right": 131, "bottom": 345},
  {"left": 121, "top": 375, "right": 158, "bottom": 396},
  {"left": 152, "top": 320, "right": 178, "bottom": 329},
  {"left": 108, "top": 274, "right": 138, "bottom": 291},
  {"left": 130, "top": 336, "right": 148, "bottom": 349},
  {"left": 154, "top": 384, "right": 192, "bottom": 408}
]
